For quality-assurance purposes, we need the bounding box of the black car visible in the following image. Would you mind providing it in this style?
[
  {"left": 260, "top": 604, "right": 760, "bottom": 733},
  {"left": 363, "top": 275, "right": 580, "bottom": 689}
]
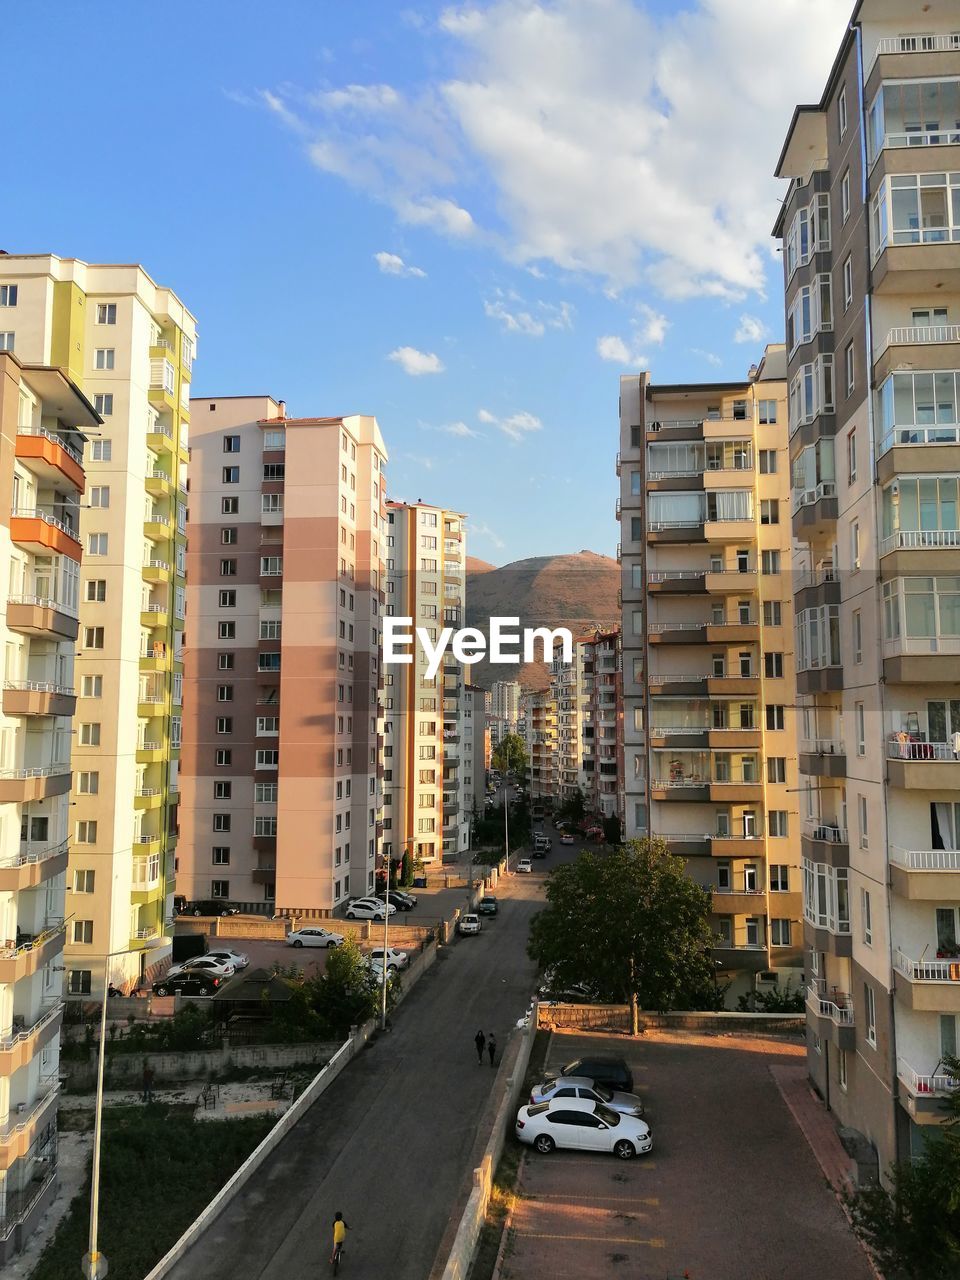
[
  {"left": 544, "top": 1055, "right": 634, "bottom": 1094},
  {"left": 152, "top": 971, "right": 221, "bottom": 998},
  {"left": 478, "top": 895, "right": 498, "bottom": 916},
  {"left": 377, "top": 892, "right": 415, "bottom": 912},
  {"left": 184, "top": 900, "right": 240, "bottom": 917}
]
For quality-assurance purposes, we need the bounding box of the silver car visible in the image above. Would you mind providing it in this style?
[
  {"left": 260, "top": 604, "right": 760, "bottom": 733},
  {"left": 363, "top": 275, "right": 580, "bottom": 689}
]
[{"left": 529, "top": 1075, "right": 645, "bottom": 1118}]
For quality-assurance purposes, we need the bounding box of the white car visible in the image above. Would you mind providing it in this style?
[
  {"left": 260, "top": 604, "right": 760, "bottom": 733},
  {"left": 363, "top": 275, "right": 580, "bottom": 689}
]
[
  {"left": 287, "top": 927, "right": 344, "bottom": 949},
  {"left": 517, "top": 858, "right": 533, "bottom": 873},
  {"left": 515, "top": 1097, "right": 652, "bottom": 1159},
  {"left": 346, "top": 897, "right": 397, "bottom": 920},
  {"left": 530, "top": 1076, "right": 645, "bottom": 1118},
  {"left": 203, "top": 948, "right": 250, "bottom": 970},
  {"left": 366, "top": 946, "right": 408, "bottom": 970},
  {"left": 166, "top": 955, "right": 236, "bottom": 980},
  {"left": 458, "top": 913, "right": 481, "bottom": 935}
]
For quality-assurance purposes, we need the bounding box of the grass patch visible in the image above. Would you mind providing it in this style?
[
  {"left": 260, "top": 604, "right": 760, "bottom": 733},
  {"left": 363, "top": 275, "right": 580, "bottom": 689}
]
[{"left": 34, "top": 1103, "right": 275, "bottom": 1280}]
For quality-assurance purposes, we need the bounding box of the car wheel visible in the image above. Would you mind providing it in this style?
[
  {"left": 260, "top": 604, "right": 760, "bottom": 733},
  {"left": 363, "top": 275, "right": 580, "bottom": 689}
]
[
  {"left": 613, "top": 1139, "right": 635, "bottom": 1160},
  {"left": 192, "top": 908, "right": 201, "bottom": 916},
  {"left": 292, "top": 939, "right": 304, "bottom": 948},
  {"left": 346, "top": 911, "right": 356, "bottom": 919},
  {"left": 155, "top": 985, "right": 170, "bottom": 996},
  {"left": 326, "top": 940, "right": 338, "bottom": 948},
  {"left": 534, "top": 1134, "right": 555, "bottom": 1154}
]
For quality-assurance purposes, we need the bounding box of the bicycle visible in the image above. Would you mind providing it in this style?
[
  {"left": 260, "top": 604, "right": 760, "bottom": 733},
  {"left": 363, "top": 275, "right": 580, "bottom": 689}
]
[{"left": 331, "top": 1241, "right": 344, "bottom": 1275}]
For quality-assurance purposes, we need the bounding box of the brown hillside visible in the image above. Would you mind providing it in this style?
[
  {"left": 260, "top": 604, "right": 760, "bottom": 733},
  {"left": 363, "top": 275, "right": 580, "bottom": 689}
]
[{"left": 464, "top": 550, "right": 619, "bottom": 691}]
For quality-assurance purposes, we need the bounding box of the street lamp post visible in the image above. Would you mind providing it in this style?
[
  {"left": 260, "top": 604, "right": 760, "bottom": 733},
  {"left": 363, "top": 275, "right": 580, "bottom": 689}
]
[
  {"left": 381, "top": 838, "right": 413, "bottom": 1030},
  {"left": 504, "top": 779, "right": 510, "bottom": 870}
]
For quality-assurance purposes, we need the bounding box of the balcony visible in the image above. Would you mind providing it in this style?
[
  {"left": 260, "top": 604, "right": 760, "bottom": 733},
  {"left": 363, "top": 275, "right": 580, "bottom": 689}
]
[
  {"left": 712, "top": 943, "right": 769, "bottom": 972},
  {"left": 875, "top": 323, "right": 960, "bottom": 383},
  {"left": 897, "top": 1057, "right": 958, "bottom": 1122},
  {"left": 649, "top": 724, "right": 710, "bottom": 749},
  {"left": 0, "top": 765, "right": 70, "bottom": 805},
  {"left": 890, "top": 847, "right": 960, "bottom": 900},
  {"left": 895, "top": 947, "right": 960, "bottom": 1011},
  {"left": 706, "top": 674, "right": 760, "bottom": 697},
  {"left": 650, "top": 778, "right": 711, "bottom": 803},
  {"left": 143, "top": 559, "right": 171, "bottom": 584},
  {"left": 146, "top": 420, "right": 175, "bottom": 456},
  {"left": 882, "top": 632, "right": 960, "bottom": 683},
  {"left": 806, "top": 980, "right": 855, "bottom": 1050},
  {"left": 801, "top": 819, "right": 850, "bottom": 867},
  {"left": 648, "top": 622, "right": 707, "bottom": 646},
  {"left": 798, "top": 739, "right": 846, "bottom": 777},
  {"left": 886, "top": 737, "right": 960, "bottom": 788},
  {"left": 866, "top": 33, "right": 960, "bottom": 79},
  {"left": 646, "top": 418, "right": 704, "bottom": 443},
  {"left": 0, "top": 1075, "right": 60, "bottom": 1168},
  {"left": 144, "top": 511, "right": 172, "bottom": 542},
  {"left": 710, "top": 833, "right": 767, "bottom": 858},
  {"left": 141, "top": 602, "right": 170, "bottom": 630},
  {"left": 710, "top": 889, "right": 768, "bottom": 915},
  {"left": 10, "top": 508, "right": 81, "bottom": 562},
  {"left": 15, "top": 426, "right": 85, "bottom": 493},
  {"left": 134, "top": 787, "right": 163, "bottom": 810},
  {"left": 0, "top": 925, "right": 65, "bottom": 984},
  {"left": 0, "top": 840, "right": 69, "bottom": 893},
  {"left": 133, "top": 833, "right": 162, "bottom": 855},
  {"left": 704, "top": 515, "right": 755, "bottom": 544},
  {"left": 880, "top": 529, "right": 960, "bottom": 576},
  {"left": 145, "top": 468, "right": 173, "bottom": 497},
  {"left": 129, "top": 924, "right": 163, "bottom": 948},
  {"left": 6, "top": 594, "right": 79, "bottom": 643},
  {"left": 646, "top": 570, "right": 707, "bottom": 595},
  {"left": 661, "top": 834, "right": 711, "bottom": 857},
  {"left": 2, "top": 681, "right": 76, "bottom": 719},
  {"left": 792, "top": 482, "right": 838, "bottom": 537},
  {"left": 646, "top": 519, "right": 705, "bottom": 544},
  {"left": 137, "top": 740, "right": 164, "bottom": 764},
  {"left": 0, "top": 1002, "right": 63, "bottom": 1075},
  {"left": 140, "top": 645, "right": 171, "bottom": 673}
]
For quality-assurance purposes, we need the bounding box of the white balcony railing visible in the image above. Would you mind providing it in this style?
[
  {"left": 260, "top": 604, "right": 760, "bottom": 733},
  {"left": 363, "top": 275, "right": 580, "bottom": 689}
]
[
  {"left": 882, "top": 324, "right": 960, "bottom": 350},
  {"left": 803, "top": 819, "right": 848, "bottom": 844},
  {"left": 881, "top": 529, "right": 960, "bottom": 556},
  {"left": 898, "top": 1057, "right": 956, "bottom": 1097},
  {"left": 0, "top": 1001, "right": 62, "bottom": 1050},
  {"left": 647, "top": 570, "right": 706, "bottom": 582},
  {"left": 895, "top": 948, "right": 960, "bottom": 983},
  {"left": 3, "top": 839, "right": 69, "bottom": 869},
  {"left": 16, "top": 425, "right": 84, "bottom": 465},
  {"left": 4, "top": 680, "right": 74, "bottom": 696},
  {"left": 793, "top": 481, "right": 837, "bottom": 511},
  {"left": 883, "top": 634, "right": 960, "bottom": 658},
  {"left": 871, "top": 33, "right": 960, "bottom": 68},
  {"left": 886, "top": 738, "right": 958, "bottom": 762},
  {"left": 891, "top": 847, "right": 960, "bottom": 871},
  {"left": 879, "top": 423, "right": 960, "bottom": 454},
  {"left": 0, "top": 764, "right": 70, "bottom": 781},
  {"left": 807, "top": 980, "right": 855, "bottom": 1025},
  {"left": 0, "top": 1075, "right": 60, "bottom": 1140},
  {"left": 7, "top": 593, "right": 79, "bottom": 620},
  {"left": 10, "top": 508, "right": 80, "bottom": 540}
]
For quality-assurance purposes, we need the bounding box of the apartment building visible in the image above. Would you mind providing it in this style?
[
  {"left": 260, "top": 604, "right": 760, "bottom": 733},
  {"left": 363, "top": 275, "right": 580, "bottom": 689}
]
[
  {"left": 617, "top": 348, "right": 803, "bottom": 1000},
  {"left": 384, "top": 501, "right": 468, "bottom": 864},
  {"left": 523, "top": 687, "right": 558, "bottom": 805},
  {"left": 551, "top": 647, "right": 586, "bottom": 804},
  {"left": 775, "top": 1, "right": 960, "bottom": 1176},
  {"left": 463, "top": 684, "right": 486, "bottom": 827},
  {"left": 0, "top": 255, "right": 196, "bottom": 996},
  {"left": 489, "top": 679, "right": 521, "bottom": 747},
  {"left": 0, "top": 353, "right": 92, "bottom": 1258},
  {"left": 582, "top": 628, "right": 623, "bottom": 827},
  {"left": 179, "top": 398, "right": 387, "bottom": 914}
]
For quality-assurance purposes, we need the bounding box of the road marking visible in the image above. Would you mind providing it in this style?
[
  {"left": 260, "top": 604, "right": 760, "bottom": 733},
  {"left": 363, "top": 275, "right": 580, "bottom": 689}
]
[{"left": 520, "top": 1232, "right": 666, "bottom": 1247}]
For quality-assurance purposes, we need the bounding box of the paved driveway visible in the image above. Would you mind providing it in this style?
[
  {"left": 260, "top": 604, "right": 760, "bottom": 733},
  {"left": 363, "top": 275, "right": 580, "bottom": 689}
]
[{"left": 504, "top": 1029, "right": 874, "bottom": 1280}]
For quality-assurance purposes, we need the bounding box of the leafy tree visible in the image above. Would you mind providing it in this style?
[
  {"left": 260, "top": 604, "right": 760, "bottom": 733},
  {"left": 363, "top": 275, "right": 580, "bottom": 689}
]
[
  {"left": 736, "top": 981, "right": 805, "bottom": 1013},
  {"left": 400, "top": 850, "right": 414, "bottom": 887},
  {"left": 846, "top": 1055, "right": 960, "bottom": 1279},
  {"left": 558, "top": 788, "right": 586, "bottom": 824},
  {"left": 307, "top": 937, "right": 383, "bottom": 1038},
  {"left": 528, "top": 838, "right": 716, "bottom": 1032},
  {"left": 492, "top": 732, "right": 527, "bottom": 775},
  {"left": 601, "top": 813, "right": 622, "bottom": 845}
]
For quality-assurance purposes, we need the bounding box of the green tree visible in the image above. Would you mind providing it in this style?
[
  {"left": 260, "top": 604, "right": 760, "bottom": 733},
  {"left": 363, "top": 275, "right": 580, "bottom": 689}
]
[
  {"left": 558, "top": 788, "right": 586, "bottom": 825},
  {"left": 846, "top": 1055, "right": 960, "bottom": 1279},
  {"left": 492, "top": 732, "right": 527, "bottom": 775},
  {"left": 528, "top": 837, "right": 716, "bottom": 1033},
  {"left": 307, "top": 937, "right": 382, "bottom": 1038},
  {"left": 601, "top": 813, "right": 622, "bottom": 845},
  {"left": 400, "top": 849, "right": 414, "bottom": 887}
]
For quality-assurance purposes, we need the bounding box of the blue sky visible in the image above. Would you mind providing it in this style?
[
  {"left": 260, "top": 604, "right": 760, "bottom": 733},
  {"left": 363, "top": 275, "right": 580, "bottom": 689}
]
[{"left": 8, "top": 0, "right": 850, "bottom": 563}]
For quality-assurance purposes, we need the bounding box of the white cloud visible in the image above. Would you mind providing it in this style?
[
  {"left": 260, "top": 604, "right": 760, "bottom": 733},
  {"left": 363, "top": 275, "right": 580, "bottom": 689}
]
[
  {"left": 375, "top": 251, "right": 427, "bottom": 277},
  {"left": 483, "top": 291, "right": 574, "bottom": 336},
  {"left": 477, "top": 407, "right": 542, "bottom": 441},
  {"left": 467, "top": 519, "right": 506, "bottom": 550},
  {"left": 440, "top": 420, "right": 481, "bottom": 438},
  {"left": 312, "top": 84, "right": 401, "bottom": 112},
  {"left": 690, "top": 347, "right": 722, "bottom": 367},
  {"left": 396, "top": 195, "right": 476, "bottom": 238},
  {"left": 484, "top": 297, "right": 544, "bottom": 336},
  {"left": 734, "top": 313, "right": 766, "bottom": 344},
  {"left": 636, "top": 303, "right": 668, "bottom": 346},
  {"left": 596, "top": 335, "right": 647, "bottom": 368},
  {"left": 388, "top": 346, "right": 445, "bottom": 376}
]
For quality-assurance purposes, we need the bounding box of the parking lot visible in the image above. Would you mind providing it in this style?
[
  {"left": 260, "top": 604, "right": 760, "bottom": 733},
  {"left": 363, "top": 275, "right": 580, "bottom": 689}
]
[{"left": 504, "top": 1028, "right": 874, "bottom": 1280}]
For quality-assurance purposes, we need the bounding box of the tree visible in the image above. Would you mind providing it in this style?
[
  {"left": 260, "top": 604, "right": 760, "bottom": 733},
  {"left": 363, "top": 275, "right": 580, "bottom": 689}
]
[
  {"left": 528, "top": 837, "right": 716, "bottom": 1033},
  {"left": 400, "top": 850, "right": 414, "bottom": 887},
  {"left": 307, "top": 937, "right": 383, "bottom": 1038},
  {"left": 492, "top": 732, "right": 527, "bottom": 775},
  {"left": 846, "top": 1055, "right": 960, "bottom": 1279},
  {"left": 601, "top": 813, "right": 621, "bottom": 845},
  {"left": 558, "top": 788, "right": 586, "bottom": 825}
]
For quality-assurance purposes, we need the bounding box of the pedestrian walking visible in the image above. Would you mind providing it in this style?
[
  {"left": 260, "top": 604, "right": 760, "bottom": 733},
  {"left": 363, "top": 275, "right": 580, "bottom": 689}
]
[
  {"left": 487, "top": 1033, "right": 497, "bottom": 1067},
  {"left": 142, "top": 1061, "right": 155, "bottom": 1103},
  {"left": 474, "top": 1029, "right": 486, "bottom": 1064}
]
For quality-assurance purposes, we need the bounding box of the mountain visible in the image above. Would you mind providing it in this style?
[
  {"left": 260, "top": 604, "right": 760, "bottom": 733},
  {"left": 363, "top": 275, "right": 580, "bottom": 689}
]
[{"left": 463, "top": 550, "right": 619, "bottom": 691}]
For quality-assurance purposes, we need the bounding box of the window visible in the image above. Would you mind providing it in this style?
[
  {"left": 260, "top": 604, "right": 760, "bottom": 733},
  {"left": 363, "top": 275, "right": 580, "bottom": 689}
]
[
  {"left": 256, "top": 750, "right": 279, "bottom": 767},
  {"left": 73, "top": 920, "right": 93, "bottom": 945},
  {"left": 212, "top": 880, "right": 230, "bottom": 899},
  {"left": 255, "top": 783, "right": 278, "bottom": 802},
  {"left": 263, "top": 463, "right": 285, "bottom": 480},
  {"left": 217, "top": 653, "right": 235, "bottom": 671},
  {"left": 74, "top": 869, "right": 95, "bottom": 893},
  {"left": 864, "top": 982, "right": 877, "bottom": 1046},
  {"left": 262, "top": 493, "right": 283, "bottom": 514},
  {"left": 221, "top": 496, "right": 239, "bottom": 515},
  {"left": 855, "top": 702, "right": 865, "bottom": 756},
  {"left": 220, "top": 559, "right": 237, "bottom": 577},
  {"left": 841, "top": 169, "right": 851, "bottom": 223},
  {"left": 260, "top": 556, "right": 283, "bottom": 576},
  {"left": 79, "top": 723, "right": 101, "bottom": 746},
  {"left": 76, "top": 771, "right": 99, "bottom": 795},
  {"left": 859, "top": 794, "right": 869, "bottom": 849},
  {"left": 215, "top": 749, "right": 232, "bottom": 766},
  {"left": 87, "top": 533, "right": 108, "bottom": 556},
  {"left": 766, "top": 705, "right": 785, "bottom": 730},
  {"left": 843, "top": 255, "right": 853, "bottom": 309},
  {"left": 213, "top": 814, "right": 231, "bottom": 832},
  {"left": 96, "top": 303, "right": 117, "bottom": 325},
  {"left": 93, "top": 395, "right": 113, "bottom": 418},
  {"left": 770, "top": 919, "right": 791, "bottom": 947},
  {"left": 218, "top": 621, "right": 236, "bottom": 639},
  {"left": 760, "top": 499, "right": 779, "bottom": 525},
  {"left": 0, "top": 332, "right": 14, "bottom": 352},
  {"left": 94, "top": 349, "right": 115, "bottom": 370},
  {"left": 222, "top": 466, "right": 240, "bottom": 484},
  {"left": 212, "top": 847, "right": 230, "bottom": 865},
  {"left": 838, "top": 85, "right": 847, "bottom": 138},
  {"left": 761, "top": 550, "right": 781, "bottom": 575},
  {"left": 767, "top": 757, "right": 786, "bottom": 783},
  {"left": 853, "top": 610, "right": 862, "bottom": 663},
  {"left": 83, "top": 627, "right": 104, "bottom": 649},
  {"left": 860, "top": 886, "right": 873, "bottom": 945},
  {"left": 86, "top": 579, "right": 107, "bottom": 602},
  {"left": 757, "top": 399, "right": 777, "bottom": 424},
  {"left": 759, "top": 449, "right": 777, "bottom": 474},
  {"left": 256, "top": 717, "right": 279, "bottom": 734},
  {"left": 845, "top": 341, "right": 855, "bottom": 395},
  {"left": 217, "top": 685, "right": 233, "bottom": 702},
  {"left": 218, "top": 590, "right": 236, "bottom": 608},
  {"left": 77, "top": 821, "right": 97, "bottom": 843},
  {"left": 223, "top": 435, "right": 240, "bottom": 453},
  {"left": 0, "top": 284, "right": 17, "bottom": 307},
  {"left": 68, "top": 969, "right": 92, "bottom": 995},
  {"left": 763, "top": 601, "right": 782, "bottom": 626},
  {"left": 216, "top": 717, "right": 232, "bottom": 734},
  {"left": 770, "top": 865, "right": 789, "bottom": 892},
  {"left": 851, "top": 521, "right": 860, "bottom": 571},
  {"left": 764, "top": 653, "right": 784, "bottom": 678},
  {"left": 221, "top": 527, "right": 238, "bottom": 545},
  {"left": 838, "top": 1049, "right": 848, "bottom": 1091},
  {"left": 846, "top": 429, "right": 857, "bottom": 485},
  {"left": 214, "top": 780, "right": 232, "bottom": 799},
  {"left": 81, "top": 675, "right": 102, "bottom": 697},
  {"left": 769, "top": 811, "right": 788, "bottom": 837}
]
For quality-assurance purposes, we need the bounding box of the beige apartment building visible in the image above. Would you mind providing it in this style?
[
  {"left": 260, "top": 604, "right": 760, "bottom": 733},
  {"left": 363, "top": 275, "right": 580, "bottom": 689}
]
[
  {"left": 0, "top": 255, "right": 195, "bottom": 996},
  {"left": 776, "top": 0, "right": 960, "bottom": 1177},
  {"left": 179, "top": 398, "right": 387, "bottom": 914},
  {"left": 523, "top": 687, "right": 558, "bottom": 805},
  {"left": 489, "top": 679, "right": 521, "bottom": 747},
  {"left": 618, "top": 349, "right": 804, "bottom": 1000},
  {"left": 384, "top": 501, "right": 468, "bottom": 865},
  {"left": 0, "top": 352, "right": 92, "bottom": 1258}
]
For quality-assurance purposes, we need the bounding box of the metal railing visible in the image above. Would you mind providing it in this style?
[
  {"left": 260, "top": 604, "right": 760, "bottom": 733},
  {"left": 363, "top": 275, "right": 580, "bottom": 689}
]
[
  {"left": 0, "top": 920, "right": 66, "bottom": 961},
  {"left": 800, "top": 738, "right": 845, "bottom": 756},
  {"left": 6, "top": 593, "right": 79, "bottom": 618},
  {"left": 647, "top": 570, "right": 706, "bottom": 581},
  {"left": 0, "top": 1074, "right": 60, "bottom": 1140},
  {"left": 793, "top": 480, "right": 837, "bottom": 510},
  {"left": 898, "top": 1057, "right": 956, "bottom": 1097},
  {"left": 883, "top": 323, "right": 960, "bottom": 349},
  {"left": 2, "top": 839, "right": 69, "bottom": 869},
  {"left": 139, "top": 740, "right": 162, "bottom": 752},
  {"left": 878, "top": 423, "right": 960, "bottom": 453},
  {"left": 872, "top": 33, "right": 960, "bottom": 64},
  {"left": 0, "top": 1001, "right": 62, "bottom": 1050},
  {"left": 16, "top": 425, "right": 84, "bottom": 465},
  {"left": 4, "top": 679, "right": 74, "bottom": 696},
  {"left": 895, "top": 948, "right": 960, "bottom": 982},
  {"left": 147, "top": 422, "right": 173, "bottom": 440},
  {"left": 795, "top": 566, "right": 837, "bottom": 591},
  {"left": 144, "top": 559, "right": 170, "bottom": 572},
  {"left": 883, "top": 634, "right": 960, "bottom": 657},
  {"left": 806, "top": 980, "right": 855, "bottom": 1025},
  {"left": 886, "top": 738, "right": 958, "bottom": 762},
  {"left": 10, "top": 508, "right": 80, "bottom": 539},
  {"left": 803, "top": 819, "right": 848, "bottom": 843},
  {"left": 0, "top": 764, "right": 70, "bottom": 781},
  {"left": 647, "top": 518, "right": 703, "bottom": 530},
  {"left": 881, "top": 529, "right": 960, "bottom": 556},
  {"left": 891, "top": 846, "right": 960, "bottom": 871}
]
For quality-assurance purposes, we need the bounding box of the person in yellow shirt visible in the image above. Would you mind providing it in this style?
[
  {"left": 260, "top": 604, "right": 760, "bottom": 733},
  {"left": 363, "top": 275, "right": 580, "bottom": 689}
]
[{"left": 331, "top": 1212, "right": 350, "bottom": 1267}]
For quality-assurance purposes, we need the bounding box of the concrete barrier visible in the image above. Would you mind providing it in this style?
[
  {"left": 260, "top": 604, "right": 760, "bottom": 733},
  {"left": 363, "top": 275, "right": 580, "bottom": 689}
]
[
  {"left": 62, "top": 1039, "right": 341, "bottom": 1089},
  {"left": 537, "top": 1004, "right": 805, "bottom": 1036}
]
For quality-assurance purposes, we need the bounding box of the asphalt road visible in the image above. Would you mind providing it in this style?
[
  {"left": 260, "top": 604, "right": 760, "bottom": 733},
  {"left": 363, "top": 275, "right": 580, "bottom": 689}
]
[{"left": 167, "top": 842, "right": 570, "bottom": 1280}]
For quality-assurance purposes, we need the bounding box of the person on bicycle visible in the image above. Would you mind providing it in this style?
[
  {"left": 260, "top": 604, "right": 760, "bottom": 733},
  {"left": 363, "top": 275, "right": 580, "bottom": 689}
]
[{"left": 332, "top": 1211, "right": 349, "bottom": 1260}]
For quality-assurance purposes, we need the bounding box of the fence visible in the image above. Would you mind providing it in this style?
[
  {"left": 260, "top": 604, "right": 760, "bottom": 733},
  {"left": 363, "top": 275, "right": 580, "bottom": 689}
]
[
  {"left": 537, "top": 1004, "right": 806, "bottom": 1036},
  {"left": 62, "top": 1039, "right": 342, "bottom": 1090}
]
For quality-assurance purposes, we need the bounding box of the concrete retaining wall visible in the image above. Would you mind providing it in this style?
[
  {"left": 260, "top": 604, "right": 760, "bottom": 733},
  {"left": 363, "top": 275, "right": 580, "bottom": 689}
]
[
  {"left": 62, "top": 1040, "right": 342, "bottom": 1089},
  {"left": 537, "top": 1004, "right": 805, "bottom": 1036}
]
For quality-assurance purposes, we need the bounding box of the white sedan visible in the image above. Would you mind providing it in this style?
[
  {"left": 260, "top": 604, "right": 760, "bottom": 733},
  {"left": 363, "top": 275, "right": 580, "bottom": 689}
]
[
  {"left": 203, "top": 948, "right": 250, "bottom": 970},
  {"left": 166, "top": 955, "right": 236, "bottom": 980},
  {"left": 345, "top": 897, "right": 397, "bottom": 920},
  {"left": 515, "top": 1097, "right": 652, "bottom": 1159},
  {"left": 366, "top": 946, "right": 408, "bottom": 970},
  {"left": 530, "top": 1076, "right": 645, "bottom": 1117},
  {"left": 287, "top": 927, "right": 344, "bottom": 949},
  {"left": 517, "top": 858, "right": 533, "bottom": 874}
]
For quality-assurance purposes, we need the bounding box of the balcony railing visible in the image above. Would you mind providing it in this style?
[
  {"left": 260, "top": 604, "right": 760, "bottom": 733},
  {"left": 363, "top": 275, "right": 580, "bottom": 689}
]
[
  {"left": 793, "top": 481, "right": 836, "bottom": 511},
  {"left": 647, "top": 570, "right": 707, "bottom": 582},
  {"left": 871, "top": 33, "right": 960, "bottom": 67},
  {"left": 647, "top": 518, "right": 703, "bottom": 531},
  {"left": 879, "top": 423, "right": 960, "bottom": 454},
  {"left": 0, "top": 1001, "right": 62, "bottom": 1050},
  {"left": 0, "top": 1073, "right": 60, "bottom": 1139},
  {"left": 0, "top": 919, "right": 66, "bottom": 961},
  {"left": 802, "top": 819, "right": 848, "bottom": 844},
  {"left": 0, "top": 764, "right": 70, "bottom": 782},
  {"left": 895, "top": 948, "right": 960, "bottom": 983},
  {"left": 883, "top": 634, "right": 960, "bottom": 657},
  {"left": 898, "top": 1057, "right": 956, "bottom": 1097},
  {"left": 800, "top": 738, "right": 845, "bottom": 756},
  {"left": 4, "top": 679, "right": 74, "bottom": 697},
  {"left": 5, "top": 839, "right": 69, "bottom": 869},
  {"left": 886, "top": 738, "right": 958, "bottom": 762},
  {"left": 16, "top": 425, "right": 84, "bottom": 465},
  {"left": 807, "top": 980, "right": 855, "bottom": 1025},
  {"left": 881, "top": 324, "right": 960, "bottom": 350},
  {"left": 891, "top": 846, "right": 960, "bottom": 871},
  {"left": 881, "top": 529, "right": 960, "bottom": 556},
  {"left": 7, "top": 593, "right": 79, "bottom": 619},
  {"left": 10, "top": 508, "right": 79, "bottom": 539}
]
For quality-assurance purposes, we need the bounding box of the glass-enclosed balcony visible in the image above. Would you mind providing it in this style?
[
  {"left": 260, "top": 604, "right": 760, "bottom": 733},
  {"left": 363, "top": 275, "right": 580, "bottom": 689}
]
[
  {"left": 867, "top": 80, "right": 960, "bottom": 162},
  {"left": 881, "top": 475, "right": 960, "bottom": 555},
  {"left": 877, "top": 370, "right": 960, "bottom": 456},
  {"left": 871, "top": 172, "right": 960, "bottom": 260}
]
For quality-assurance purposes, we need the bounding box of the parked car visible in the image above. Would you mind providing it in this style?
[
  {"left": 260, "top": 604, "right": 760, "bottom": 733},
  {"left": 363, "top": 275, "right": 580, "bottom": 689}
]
[
  {"left": 152, "top": 971, "right": 222, "bottom": 998},
  {"left": 367, "top": 946, "right": 408, "bottom": 970},
  {"left": 184, "top": 900, "right": 240, "bottom": 917},
  {"left": 346, "top": 897, "right": 397, "bottom": 920},
  {"left": 559, "top": 832, "right": 575, "bottom": 845},
  {"left": 287, "top": 927, "right": 344, "bottom": 949},
  {"left": 517, "top": 858, "right": 533, "bottom": 874},
  {"left": 385, "top": 889, "right": 418, "bottom": 908},
  {"left": 458, "top": 913, "right": 481, "bottom": 936},
  {"left": 478, "top": 896, "right": 498, "bottom": 917},
  {"left": 538, "top": 980, "right": 597, "bottom": 1004},
  {"left": 166, "top": 956, "right": 236, "bottom": 980},
  {"left": 515, "top": 1097, "right": 651, "bottom": 1159},
  {"left": 375, "top": 892, "right": 414, "bottom": 912},
  {"left": 543, "top": 1054, "right": 634, "bottom": 1094},
  {"left": 203, "top": 948, "right": 250, "bottom": 970},
  {"left": 530, "top": 1076, "right": 645, "bottom": 1117}
]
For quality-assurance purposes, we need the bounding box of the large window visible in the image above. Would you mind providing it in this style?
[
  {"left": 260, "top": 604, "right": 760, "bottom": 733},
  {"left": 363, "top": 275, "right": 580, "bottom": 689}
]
[
  {"left": 787, "top": 275, "right": 833, "bottom": 355},
  {"left": 785, "top": 192, "right": 831, "bottom": 279},
  {"left": 789, "top": 356, "right": 834, "bottom": 427},
  {"left": 871, "top": 171, "right": 960, "bottom": 258},
  {"left": 877, "top": 370, "right": 960, "bottom": 451},
  {"left": 867, "top": 80, "right": 960, "bottom": 161},
  {"left": 882, "top": 475, "right": 960, "bottom": 548},
  {"left": 793, "top": 439, "right": 836, "bottom": 508},
  {"left": 802, "top": 859, "right": 850, "bottom": 934},
  {"left": 882, "top": 576, "right": 960, "bottom": 652},
  {"left": 796, "top": 605, "right": 841, "bottom": 672}
]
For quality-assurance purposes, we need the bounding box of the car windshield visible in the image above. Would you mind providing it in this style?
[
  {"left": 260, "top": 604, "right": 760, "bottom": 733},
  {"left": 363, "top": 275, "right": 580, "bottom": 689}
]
[
  {"left": 595, "top": 1104, "right": 620, "bottom": 1126},
  {"left": 595, "top": 1083, "right": 613, "bottom": 1102},
  {"left": 527, "top": 1102, "right": 550, "bottom": 1115}
]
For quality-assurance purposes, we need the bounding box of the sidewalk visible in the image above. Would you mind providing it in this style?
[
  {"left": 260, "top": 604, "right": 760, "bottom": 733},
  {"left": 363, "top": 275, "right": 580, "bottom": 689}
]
[{"left": 769, "top": 1064, "right": 856, "bottom": 1194}]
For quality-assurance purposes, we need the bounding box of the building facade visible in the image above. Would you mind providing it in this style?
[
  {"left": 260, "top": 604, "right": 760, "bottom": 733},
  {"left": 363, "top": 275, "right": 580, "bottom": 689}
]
[
  {"left": 0, "top": 353, "right": 92, "bottom": 1257},
  {"left": 489, "top": 679, "right": 521, "bottom": 747},
  {"left": 581, "top": 628, "right": 623, "bottom": 827},
  {"left": 523, "top": 687, "right": 558, "bottom": 805},
  {"left": 776, "top": 1, "right": 960, "bottom": 1177},
  {"left": 179, "top": 399, "right": 387, "bottom": 914},
  {"left": 384, "top": 501, "right": 467, "bottom": 864},
  {"left": 618, "top": 349, "right": 804, "bottom": 1000},
  {"left": 0, "top": 255, "right": 196, "bottom": 995}
]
